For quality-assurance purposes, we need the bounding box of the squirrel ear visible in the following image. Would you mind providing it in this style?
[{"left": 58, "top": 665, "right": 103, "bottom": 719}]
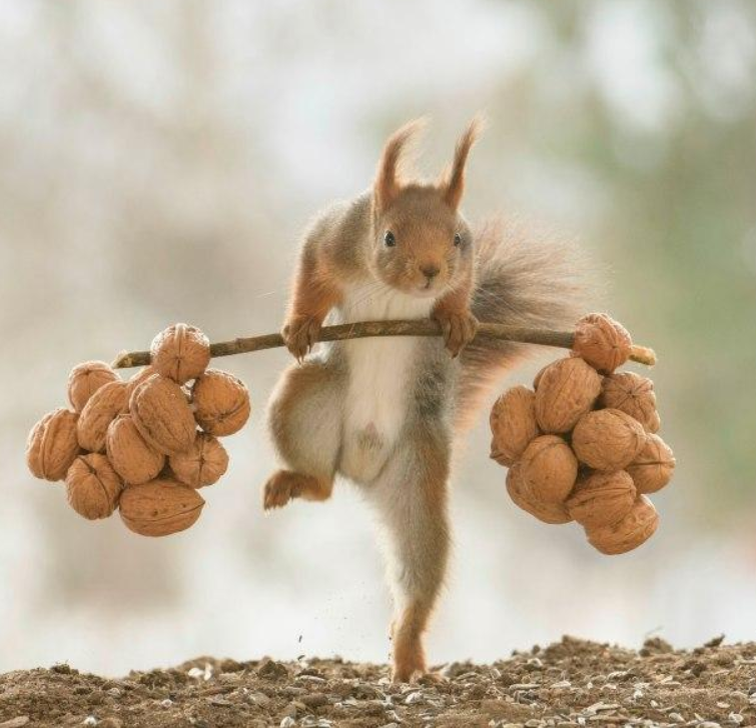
[
  {"left": 441, "top": 116, "right": 484, "bottom": 210},
  {"left": 374, "top": 118, "right": 425, "bottom": 213}
]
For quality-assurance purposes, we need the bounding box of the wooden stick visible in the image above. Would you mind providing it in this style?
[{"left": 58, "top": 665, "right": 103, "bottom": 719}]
[{"left": 112, "top": 320, "right": 657, "bottom": 369}]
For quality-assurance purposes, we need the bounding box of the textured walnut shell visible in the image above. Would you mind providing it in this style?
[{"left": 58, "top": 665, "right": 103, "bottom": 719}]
[
  {"left": 150, "top": 323, "right": 211, "bottom": 385},
  {"left": 125, "top": 366, "right": 157, "bottom": 398},
  {"left": 600, "top": 372, "right": 659, "bottom": 433},
  {"left": 572, "top": 408, "right": 646, "bottom": 471},
  {"left": 534, "top": 357, "right": 602, "bottom": 434},
  {"left": 566, "top": 470, "right": 637, "bottom": 529},
  {"left": 520, "top": 435, "right": 578, "bottom": 505},
  {"left": 627, "top": 434, "right": 675, "bottom": 494},
  {"left": 506, "top": 462, "right": 572, "bottom": 525},
  {"left": 169, "top": 432, "right": 229, "bottom": 488},
  {"left": 106, "top": 415, "right": 166, "bottom": 485},
  {"left": 586, "top": 494, "right": 659, "bottom": 555},
  {"left": 26, "top": 409, "right": 80, "bottom": 482},
  {"left": 130, "top": 374, "right": 196, "bottom": 455},
  {"left": 489, "top": 386, "right": 539, "bottom": 467},
  {"left": 65, "top": 453, "right": 123, "bottom": 520},
  {"left": 68, "top": 361, "right": 120, "bottom": 413},
  {"left": 77, "top": 381, "right": 130, "bottom": 453},
  {"left": 572, "top": 313, "right": 632, "bottom": 374},
  {"left": 119, "top": 478, "right": 205, "bottom": 537},
  {"left": 192, "top": 369, "right": 251, "bottom": 437}
]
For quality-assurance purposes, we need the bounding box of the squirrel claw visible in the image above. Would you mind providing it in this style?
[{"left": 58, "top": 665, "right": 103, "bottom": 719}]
[
  {"left": 282, "top": 315, "right": 322, "bottom": 361},
  {"left": 433, "top": 310, "right": 478, "bottom": 358}
]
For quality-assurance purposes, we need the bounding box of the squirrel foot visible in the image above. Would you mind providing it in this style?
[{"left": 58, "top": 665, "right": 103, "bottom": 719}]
[
  {"left": 432, "top": 309, "right": 479, "bottom": 358},
  {"left": 263, "top": 470, "right": 329, "bottom": 510},
  {"left": 282, "top": 314, "right": 323, "bottom": 361}
]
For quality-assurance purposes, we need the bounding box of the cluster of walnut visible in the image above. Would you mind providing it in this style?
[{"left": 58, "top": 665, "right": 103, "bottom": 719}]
[
  {"left": 489, "top": 313, "right": 675, "bottom": 555},
  {"left": 26, "top": 324, "right": 250, "bottom": 537}
]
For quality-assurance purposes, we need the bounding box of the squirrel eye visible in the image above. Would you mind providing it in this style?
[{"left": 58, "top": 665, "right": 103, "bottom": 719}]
[
  {"left": 384, "top": 231, "right": 396, "bottom": 247},
  {"left": 453, "top": 233, "right": 462, "bottom": 247}
]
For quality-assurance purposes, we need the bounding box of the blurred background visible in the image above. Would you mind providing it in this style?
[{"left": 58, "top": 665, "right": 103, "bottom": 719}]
[{"left": 2, "top": 0, "right": 755, "bottom": 676}]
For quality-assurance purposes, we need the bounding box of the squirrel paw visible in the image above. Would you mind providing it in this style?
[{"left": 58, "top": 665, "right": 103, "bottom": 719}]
[
  {"left": 282, "top": 314, "right": 322, "bottom": 361},
  {"left": 433, "top": 309, "right": 479, "bottom": 358},
  {"left": 264, "top": 470, "right": 329, "bottom": 510}
]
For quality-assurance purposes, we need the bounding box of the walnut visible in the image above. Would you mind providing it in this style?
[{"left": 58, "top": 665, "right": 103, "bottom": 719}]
[
  {"left": 506, "top": 462, "right": 572, "bottom": 525},
  {"left": 489, "top": 386, "right": 539, "bottom": 467},
  {"left": 26, "top": 408, "right": 80, "bottom": 482},
  {"left": 68, "top": 361, "right": 120, "bottom": 413},
  {"left": 566, "top": 470, "right": 637, "bottom": 529},
  {"left": 125, "top": 366, "right": 157, "bottom": 398},
  {"left": 191, "top": 369, "right": 251, "bottom": 437},
  {"left": 77, "top": 381, "right": 129, "bottom": 453},
  {"left": 572, "top": 313, "right": 632, "bottom": 374},
  {"left": 534, "top": 357, "right": 602, "bottom": 434},
  {"left": 169, "top": 432, "right": 229, "bottom": 488},
  {"left": 65, "top": 453, "right": 123, "bottom": 520},
  {"left": 130, "top": 374, "right": 197, "bottom": 455},
  {"left": 150, "top": 323, "right": 211, "bottom": 385},
  {"left": 586, "top": 495, "right": 659, "bottom": 555},
  {"left": 119, "top": 478, "right": 205, "bottom": 537},
  {"left": 520, "top": 435, "right": 578, "bottom": 504},
  {"left": 600, "top": 372, "right": 659, "bottom": 433},
  {"left": 627, "top": 434, "right": 675, "bottom": 494},
  {"left": 571, "top": 408, "right": 646, "bottom": 471},
  {"left": 106, "top": 414, "right": 166, "bottom": 485}
]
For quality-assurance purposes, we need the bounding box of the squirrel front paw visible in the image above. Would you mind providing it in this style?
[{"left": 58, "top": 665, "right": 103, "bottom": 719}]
[
  {"left": 282, "top": 314, "right": 322, "bottom": 361},
  {"left": 432, "top": 308, "right": 479, "bottom": 358}
]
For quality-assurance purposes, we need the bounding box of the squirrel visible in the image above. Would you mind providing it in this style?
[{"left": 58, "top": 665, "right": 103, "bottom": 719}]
[{"left": 264, "top": 118, "right": 585, "bottom": 682}]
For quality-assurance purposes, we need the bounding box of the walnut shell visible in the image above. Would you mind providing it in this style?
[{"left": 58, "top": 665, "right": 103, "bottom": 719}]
[
  {"left": 571, "top": 408, "right": 646, "bottom": 471},
  {"left": 489, "top": 386, "right": 539, "bottom": 467},
  {"left": 506, "top": 462, "right": 572, "bottom": 525},
  {"left": 533, "top": 363, "right": 549, "bottom": 390},
  {"left": 119, "top": 478, "right": 205, "bottom": 537},
  {"left": 586, "top": 494, "right": 659, "bottom": 555},
  {"left": 150, "top": 323, "right": 211, "bottom": 385},
  {"left": 600, "top": 372, "right": 659, "bottom": 433},
  {"left": 191, "top": 369, "right": 251, "bottom": 437},
  {"left": 627, "top": 434, "right": 675, "bottom": 494},
  {"left": 566, "top": 470, "right": 637, "bottom": 529},
  {"left": 125, "top": 366, "right": 157, "bottom": 398},
  {"left": 169, "top": 432, "right": 229, "bottom": 488},
  {"left": 130, "top": 374, "right": 197, "bottom": 455},
  {"left": 106, "top": 414, "right": 166, "bottom": 485},
  {"left": 65, "top": 453, "right": 123, "bottom": 520},
  {"left": 68, "top": 361, "right": 120, "bottom": 413},
  {"left": 77, "top": 380, "right": 130, "bottom": 453},
  {"left": 534, "top": 357, "right": 602, "bottom": 434},
  {"left": 26, "top": 408, "right": 80, "bottom": 481},
  {"left": 520, "top": 435, "right": 578, "bottom": 505},
  {"left": 572, "top": 313, "right": 632, "bottom": 374}
]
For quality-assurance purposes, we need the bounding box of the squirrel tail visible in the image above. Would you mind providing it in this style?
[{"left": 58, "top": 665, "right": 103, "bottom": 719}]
[{"left": 456, "top": 216, "right": 593, "bottom": 430}]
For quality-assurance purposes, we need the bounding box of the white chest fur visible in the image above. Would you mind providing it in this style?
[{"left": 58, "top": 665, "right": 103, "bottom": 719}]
[{"left": 337, "top": 283, "right": 434, "bottom": 483}]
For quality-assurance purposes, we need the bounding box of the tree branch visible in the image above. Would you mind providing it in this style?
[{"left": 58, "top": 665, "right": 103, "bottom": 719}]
[{"left": 112, "top": 320, "right": 657, "bottom": 369}]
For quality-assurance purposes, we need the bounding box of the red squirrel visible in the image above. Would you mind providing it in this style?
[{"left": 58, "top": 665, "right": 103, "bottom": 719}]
[{"left": 264, "top": 118, "right": 584, "bottom": 682}]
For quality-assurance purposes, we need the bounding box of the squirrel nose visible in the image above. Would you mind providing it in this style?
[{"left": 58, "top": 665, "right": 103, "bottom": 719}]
[{"left": 420, "top": 264, "right": 440, "bottom": 281}]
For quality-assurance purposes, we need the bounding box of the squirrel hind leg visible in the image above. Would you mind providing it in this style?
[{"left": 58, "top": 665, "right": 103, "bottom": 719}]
[
  {"left": 369, "top": 433, "right": 451, "bottom": 683},
  {"left": 265, "top": 359, "right": 345, "bottom": 508}
]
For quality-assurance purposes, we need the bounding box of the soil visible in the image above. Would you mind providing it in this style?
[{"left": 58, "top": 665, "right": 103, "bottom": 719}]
[{"left": 1, "top": 636, "right": 755, "bottom": 728}]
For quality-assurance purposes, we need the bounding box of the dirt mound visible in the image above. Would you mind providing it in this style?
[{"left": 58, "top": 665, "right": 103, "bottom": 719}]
[{"left": 1, "top": 636, "right": 754, "bottom": 728}]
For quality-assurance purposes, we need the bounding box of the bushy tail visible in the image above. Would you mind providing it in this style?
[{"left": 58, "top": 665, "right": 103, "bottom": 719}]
[{"left": 456, "top": 216, "right": 592, "bottom": 429}]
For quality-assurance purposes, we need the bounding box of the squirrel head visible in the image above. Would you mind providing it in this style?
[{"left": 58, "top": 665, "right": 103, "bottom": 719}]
[{"left": 370, "top": 118, "right": 483, "bottom": 298}]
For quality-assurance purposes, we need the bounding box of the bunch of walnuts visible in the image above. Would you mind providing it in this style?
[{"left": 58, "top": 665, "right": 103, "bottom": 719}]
[
  {"left": 26, "top": 324, "right": 251, "bottom": 537},
  {"left": 490, "top": 313, "right": 675, "bottom": 555}
]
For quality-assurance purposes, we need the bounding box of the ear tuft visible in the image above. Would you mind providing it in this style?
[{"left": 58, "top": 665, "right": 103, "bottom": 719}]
[
  {"left": 374, "top": 118, "right": 426, "bottom": 213},
  {"left": 442, "top": 115, "right": 485, "bottom": 210}
]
